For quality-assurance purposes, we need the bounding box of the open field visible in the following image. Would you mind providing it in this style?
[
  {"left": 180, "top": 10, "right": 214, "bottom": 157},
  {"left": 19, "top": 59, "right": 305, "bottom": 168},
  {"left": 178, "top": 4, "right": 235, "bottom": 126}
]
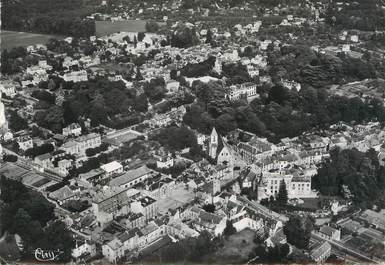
[
  {"left": 1, "top": 30, "right": 59, "bottom": 50},
  {"left": 95, "top": 20, "right": 147, "bottom": 36},
  {"left": 157, "top": 185, "right": 195, "bottom": 214},
  {"left": 95, "top": 20, "right": 166, "bottom": 37}
]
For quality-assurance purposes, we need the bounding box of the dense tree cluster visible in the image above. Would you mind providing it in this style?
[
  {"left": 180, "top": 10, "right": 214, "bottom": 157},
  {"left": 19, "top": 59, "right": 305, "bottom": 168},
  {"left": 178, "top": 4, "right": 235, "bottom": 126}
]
[
  {"left": 249, "top": 240, "right": 290, "bottom": 263},
  {"left": 34, "top": 105, "right": 64, "bottom": 133},
  {"left": 1, "top": 47, "right": 30, "bottom": 75},
  {"left": 148, "top": 231, "right": 216, "bottom": 263},
  {"left": 325, "top": 0, "right": 385, "bottom": 31},
  {"left": 61, "top": 78, "right": 154, "bottom": 128},
  {"left": 170, "top": 23, "right": 200, "bottom": 48},
  {"left": 9, "top": 111, "right": 29, "bottom": 132},
  {"left": 2, "top": 0, "right": 95, "bottom": 37},
  {"left": 70, "top": 153, "right": 108, "bottom": 177},
  {"left": 85, "top": 143, "right": 109, "bottom": 157},
  {"left": 180, "top": 56, "right": 216, "bottom": 78},
  {"left": 25, "top": 143, "right": 54, "bottom": 158},
  {"left": 283, "top": 215, "right": 314, "bottom": 249},
  {"left": 312, "top": 148, "right": 385, "bottom": 208},
  {"left": 222, "top": 62, "right": 252, "bottom": 85},
  {"left": 0, "top": 176, "right": 74, "bottom": 261},
  {"left": 183, "top": 79, "right": 385, "bottom": 142},
  {"left": 150, "top": 126, "right": 198, "bottom": 151},
  {"left": 31, "top": 90, "right": 56, "bottom": 104},
  {"left": 3, "top": 154, "right": 18, "bottom": 162},
  {"left": 223, "top": 220, "right": 237, "bottom": 236},
  {"left": 268, "top": 44, "right": 381, "bottom": 88},
  {"left": 143, "top": 77, "right": 167, "bottom": 104}
]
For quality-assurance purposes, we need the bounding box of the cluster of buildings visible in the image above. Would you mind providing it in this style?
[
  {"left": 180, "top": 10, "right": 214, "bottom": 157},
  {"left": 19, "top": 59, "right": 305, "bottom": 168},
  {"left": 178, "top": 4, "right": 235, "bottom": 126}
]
[{"left": 2, "top": 1, "right": 385, "bottom": 263}]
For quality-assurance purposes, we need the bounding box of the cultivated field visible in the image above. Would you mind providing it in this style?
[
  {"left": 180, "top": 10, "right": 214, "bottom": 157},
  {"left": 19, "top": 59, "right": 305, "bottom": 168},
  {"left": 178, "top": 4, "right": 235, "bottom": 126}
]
[
  {"left": 1, "top": 30, "right": 59, "bottom": 50},
  {"left": 95, "top": 20, "right": 147, "bottom": 36}
]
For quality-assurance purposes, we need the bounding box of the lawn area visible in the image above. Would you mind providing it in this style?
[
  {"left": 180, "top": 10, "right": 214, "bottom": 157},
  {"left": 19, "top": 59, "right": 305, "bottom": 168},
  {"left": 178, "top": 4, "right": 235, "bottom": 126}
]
[
  {"left": 298, "top": 197, "right": 321, "bottom": 210},
  {"left": 212, "top": 229, "right": 256, "bottom": 264}
]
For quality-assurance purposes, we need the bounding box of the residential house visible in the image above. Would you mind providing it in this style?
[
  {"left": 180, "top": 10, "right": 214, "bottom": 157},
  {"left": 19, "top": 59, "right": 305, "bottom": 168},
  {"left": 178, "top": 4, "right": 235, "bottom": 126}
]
[
  {"left": 48, "top": 185, "right": 79, "bottom": 205},
  {"left": 166, "top": 80, "right": 180, "bottom": 93},
  {"left": 0, "top": 80, "right": 17, "bottom": 97},
  {"left": 227, "top": 82, "right": 258, "bottom": 101},
  {"left": 189, "top": 206, "right": 227, "bottom": 236},
  {"left": 102, "top": 228, "right": 141, "bottom": 263},
  {"left": 138, "top": 221, "right": 165, "bottom": 249},
  {"left": 72, "top": 240, "right": 97, "bottom": 261},
  {"left": 319, "top": 225, "right": 341, "bottom": 241},
  {"left": 62, "top": 123, "right": 82, "bottom": 137},
  {"left": 17, "top": 136, "right": 33, "bottom": 151}
]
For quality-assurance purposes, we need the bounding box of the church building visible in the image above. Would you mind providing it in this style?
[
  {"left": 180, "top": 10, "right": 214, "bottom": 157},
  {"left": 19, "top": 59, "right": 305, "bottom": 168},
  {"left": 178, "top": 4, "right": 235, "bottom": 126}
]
[{"left": 208, "top": 127, "right": 234, "bottom": 169}]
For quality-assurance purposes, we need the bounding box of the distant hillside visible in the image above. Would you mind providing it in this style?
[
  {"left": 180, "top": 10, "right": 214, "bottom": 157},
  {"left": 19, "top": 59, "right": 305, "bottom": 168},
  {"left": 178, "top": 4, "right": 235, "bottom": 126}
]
[
  {"left": 325, "top": 0, "right": 385, "bottom": 31},
  {"left": 1, "top": 0, "right": 97, "bottom": 37}
]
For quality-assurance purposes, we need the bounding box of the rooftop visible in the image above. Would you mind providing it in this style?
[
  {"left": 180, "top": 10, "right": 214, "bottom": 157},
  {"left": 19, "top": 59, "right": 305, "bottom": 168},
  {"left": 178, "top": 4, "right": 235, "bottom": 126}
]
[
  {"left": 110, "top": 165, "right": 154, "bottom": 187},
  {"left": 100, "top": 161, "right": 123, "bottom": 173}
]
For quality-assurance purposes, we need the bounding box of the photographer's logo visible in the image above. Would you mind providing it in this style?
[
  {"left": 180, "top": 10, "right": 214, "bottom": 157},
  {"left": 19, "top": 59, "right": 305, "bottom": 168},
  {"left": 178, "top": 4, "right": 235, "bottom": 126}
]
[{"left": 34, "top": 248, "right": 63, "bottom": 262}]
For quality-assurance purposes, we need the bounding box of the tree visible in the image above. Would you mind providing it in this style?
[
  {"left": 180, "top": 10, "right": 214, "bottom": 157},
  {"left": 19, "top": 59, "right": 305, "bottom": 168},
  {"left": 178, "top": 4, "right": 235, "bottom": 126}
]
[
  {"left": 277, "top": 180, "right": 288, "bottom": 205},
  {"left": 202, "top": 204, "right": 215, "bottom": 213},
  {"left": 138, "top": 32, "right": 146, "bottom": 42},
  {"left": 283, "top": 215, "right": 314, "bottom": 249},
  {"left": 25, "top": 143, "right": 54, "bottom": 158},
  {"left": 3, "top": 154, "right": 18, "bottom": 162},
  {"left": 9, "top": 111, "right": 28, "bottom": 132},
  {"left": 223, "top": 220, "right": 236, "bottom": 236},
  {"left": 39, "top": 221, "right": 75, "bottom": 262},
  {"left": 143, "top": 77, "right": 166, "bottom": 104},
  {"left": 152, "top": 126, "right": 198, "bottom": 151},
  {"left": 206, "top": 29, "right": 213, "bottom": 44},
  {"left": 215, "top": 113, "right": 237, "bottom": 135},
  {"left": 145, "top": 20, "right": 159, "bottom": 33},
  {"left": 171, "top": 24, "right": 199, "bottom": 48},
  {"left": 312, "top": 148, "right": 385, "bottom": 208},
  {"left": 134, "top": 93, "right": 148, "bottom": 112},
  {"left": 135, "top": 66, "right": 143, "bottom": 81}
]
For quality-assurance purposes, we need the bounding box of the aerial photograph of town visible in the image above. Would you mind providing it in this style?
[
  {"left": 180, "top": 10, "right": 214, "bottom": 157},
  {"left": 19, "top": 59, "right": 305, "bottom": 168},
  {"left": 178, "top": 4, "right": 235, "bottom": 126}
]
[{"left": 1, "top": 0, "right": 385, "bottom": 264}]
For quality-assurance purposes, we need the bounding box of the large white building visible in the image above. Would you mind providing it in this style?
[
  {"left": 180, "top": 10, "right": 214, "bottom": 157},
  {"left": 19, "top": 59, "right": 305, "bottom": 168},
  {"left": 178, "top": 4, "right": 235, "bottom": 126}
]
[
  {"left": 258, "top": 170, "right": 317, "bottom": 200},
  {"left": 61, "top": 133, "right": 101, "bottom": 155},
  {"left": 227, "top": 82, "right": 258, "bottom": 101}
]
